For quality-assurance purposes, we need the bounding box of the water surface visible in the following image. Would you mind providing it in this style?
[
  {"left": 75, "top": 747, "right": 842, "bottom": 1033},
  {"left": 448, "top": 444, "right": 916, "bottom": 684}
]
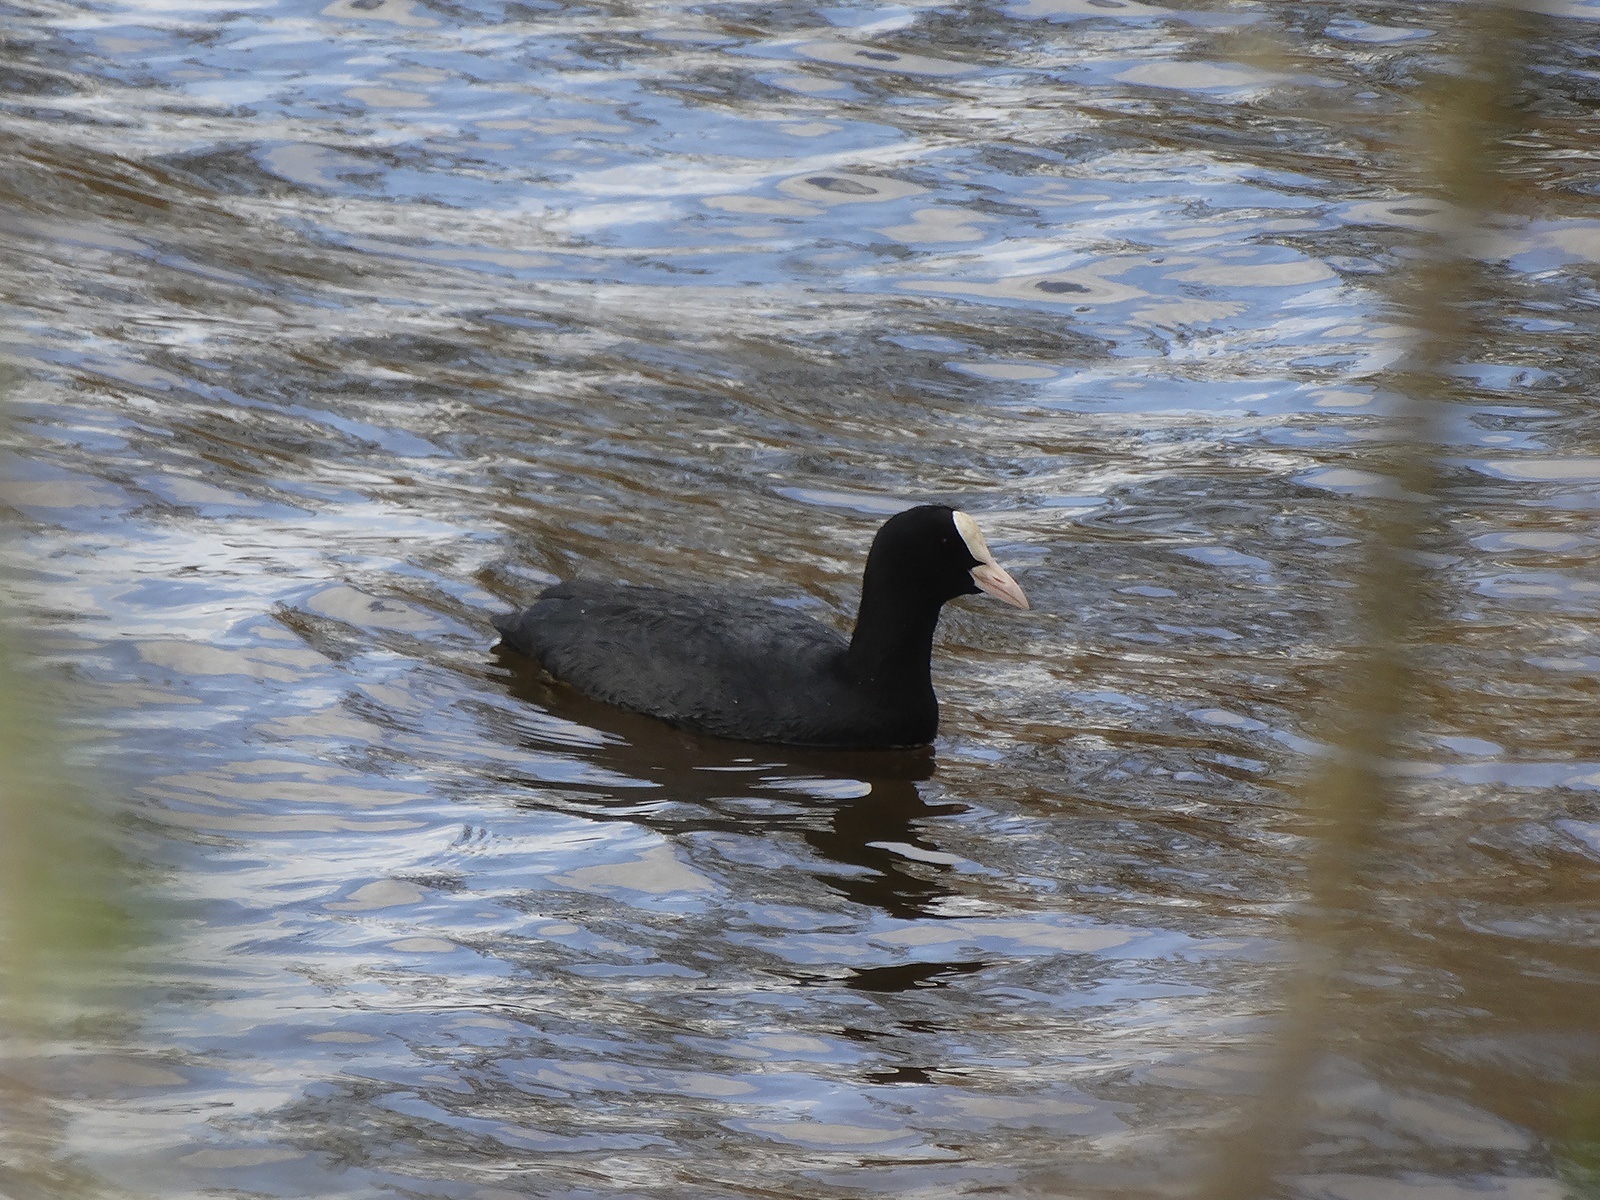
[{"left": 3, "top": 0, "right": 1600, "bottom": 1196}]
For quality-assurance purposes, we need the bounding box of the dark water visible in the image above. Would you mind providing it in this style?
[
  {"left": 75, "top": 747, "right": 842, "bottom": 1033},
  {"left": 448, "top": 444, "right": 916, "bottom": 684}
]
[{"left": 3, "top": 0, "right": 1600, "bottom": 1195}]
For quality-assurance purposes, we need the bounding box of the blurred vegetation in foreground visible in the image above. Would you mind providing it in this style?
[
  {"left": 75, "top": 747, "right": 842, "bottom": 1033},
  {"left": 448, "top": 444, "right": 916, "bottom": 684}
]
[
  {"left": 1199, "top": 2, "right": 1600, "bottom": 1196},
  {"left": 0, "top": 412, "right": 144, "bottom": 1196}
]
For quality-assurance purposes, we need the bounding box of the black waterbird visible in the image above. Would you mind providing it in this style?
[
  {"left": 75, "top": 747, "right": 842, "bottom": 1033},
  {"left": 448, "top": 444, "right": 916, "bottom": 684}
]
[{"left": 493, "top": 504, "right": 1028, "bottom": 748}]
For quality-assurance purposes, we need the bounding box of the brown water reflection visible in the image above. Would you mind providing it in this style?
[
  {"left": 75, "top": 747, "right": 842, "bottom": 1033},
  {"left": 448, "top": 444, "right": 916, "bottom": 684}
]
[
  {"left": 2, "top": 0, "right": 1599, "bottom": 1196},
  {"left": 495, "top": 650, "right": 962, "bottom": 920}
]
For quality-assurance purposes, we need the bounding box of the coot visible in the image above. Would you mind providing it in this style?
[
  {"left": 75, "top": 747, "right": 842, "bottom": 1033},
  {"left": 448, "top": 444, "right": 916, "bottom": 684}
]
[{"left": 493, "top": 505, "right": 1028, "bottom": 748}]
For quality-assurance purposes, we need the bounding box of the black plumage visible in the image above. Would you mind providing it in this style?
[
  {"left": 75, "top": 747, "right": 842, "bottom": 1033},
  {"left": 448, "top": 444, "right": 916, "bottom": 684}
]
[{"left": 493, "top": 505, "right": 1027, "bottom": 748}]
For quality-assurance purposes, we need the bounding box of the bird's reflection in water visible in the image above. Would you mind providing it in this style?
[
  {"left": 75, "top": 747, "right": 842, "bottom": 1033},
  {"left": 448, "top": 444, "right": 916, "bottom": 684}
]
[{"left": 493, "top": 649, "right": 966, "bottom": 920}]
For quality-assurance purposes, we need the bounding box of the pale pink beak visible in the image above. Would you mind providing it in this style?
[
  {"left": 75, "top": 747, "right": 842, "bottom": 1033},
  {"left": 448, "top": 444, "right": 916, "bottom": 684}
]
[{"left": 971, "top": 562, "right": 1029, "bottom": 610}]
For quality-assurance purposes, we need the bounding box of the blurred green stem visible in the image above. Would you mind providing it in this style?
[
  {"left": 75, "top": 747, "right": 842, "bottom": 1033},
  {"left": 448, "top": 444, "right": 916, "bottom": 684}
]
[
  {"left": 1, "top": 634, "right": 138, "bottom": 1014},
  {"left": 1197, "top": 3, "right": 1532, "bottom": 1197},
  {"left": 0, "top": 404, "right": 141, "bottom": 1195}
]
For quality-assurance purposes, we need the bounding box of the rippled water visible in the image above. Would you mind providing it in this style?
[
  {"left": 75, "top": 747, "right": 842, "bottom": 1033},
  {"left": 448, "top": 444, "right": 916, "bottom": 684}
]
[{"left": 4, "top": 0, "right": 1600, "bottom": 1195}]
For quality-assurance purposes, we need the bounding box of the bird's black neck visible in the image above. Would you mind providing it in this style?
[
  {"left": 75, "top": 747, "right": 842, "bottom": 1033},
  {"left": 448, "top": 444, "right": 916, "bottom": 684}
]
[{"left": 844, "top": 578, "right": 944, "bottom": 697}]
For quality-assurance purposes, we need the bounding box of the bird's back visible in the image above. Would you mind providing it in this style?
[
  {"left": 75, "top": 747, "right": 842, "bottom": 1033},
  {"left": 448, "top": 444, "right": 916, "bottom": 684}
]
[{"left": 495, "top": 581, "right": 925, "bottom": 745}]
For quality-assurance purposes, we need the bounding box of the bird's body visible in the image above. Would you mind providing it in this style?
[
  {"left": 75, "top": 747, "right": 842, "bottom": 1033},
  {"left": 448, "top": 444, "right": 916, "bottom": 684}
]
[
  {"left": 493, "top": 506, "right": 1027, "bottom": 748},
  {"left": 495, "top": 581, "right": 934, "bottom": 747}
]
